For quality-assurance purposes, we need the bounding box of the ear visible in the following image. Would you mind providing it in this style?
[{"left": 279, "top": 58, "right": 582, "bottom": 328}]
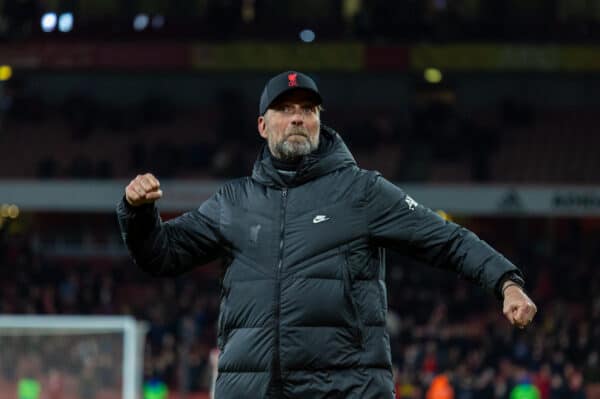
[{"left": 257, "top": 115, "right": 268, "bottom": 139}]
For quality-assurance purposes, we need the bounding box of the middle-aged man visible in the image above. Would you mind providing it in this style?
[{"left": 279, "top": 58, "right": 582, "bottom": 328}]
[{"left": 117, "top": 71, "right": 537, "bottom": 398}]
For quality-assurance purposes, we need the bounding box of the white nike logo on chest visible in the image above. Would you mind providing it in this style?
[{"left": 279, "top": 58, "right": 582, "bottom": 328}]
[{"left": 312, "top": 215, "right": 331, "bottom": 224}]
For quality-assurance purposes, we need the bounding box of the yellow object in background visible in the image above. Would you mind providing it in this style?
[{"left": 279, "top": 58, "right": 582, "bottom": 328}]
[
  {"left": 424, "top": 68, "right": 443, "bottom": 84},
  {"left": 436, "top": 210, "right": 454, "bottom": 222},
  {"left": 0, "top": 65, "right": 12, "bottom": 81}
]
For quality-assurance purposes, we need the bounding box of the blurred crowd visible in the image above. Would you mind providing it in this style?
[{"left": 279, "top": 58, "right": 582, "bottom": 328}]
[
  {"left": 3, "top": 0, "right": 600, "bottom": 41},
  {"left": 4, "top": 76, "right": 597, "bottom": 184},
  {"left": 386, "top": 216, "right": 600, "bottom": 398},
  {"left": 1, "top": 1, "right": 599, "bottom": 398},
  {"left": 0, "top": 334, "right": 122, "bottom": 399},
  {"left": 1, "top": 212, "right": 598, "bottom": 398},
  {"left": 0, "top": 220, "right": 222, "bottom": 392}
]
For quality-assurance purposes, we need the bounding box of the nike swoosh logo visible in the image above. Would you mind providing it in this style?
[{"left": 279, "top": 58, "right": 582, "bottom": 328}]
[{"left": 312, "top": 215, "right": 331, "bottom": 224}]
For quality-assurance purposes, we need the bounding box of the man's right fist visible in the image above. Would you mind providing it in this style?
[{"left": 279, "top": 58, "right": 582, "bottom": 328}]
[{"left": 125, "top": 173, "right": 163, "bottom": 207}]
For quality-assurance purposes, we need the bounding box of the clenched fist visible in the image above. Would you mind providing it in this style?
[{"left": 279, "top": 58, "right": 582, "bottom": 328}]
[
  {"left": 503, "top": 284, "right": 537, "bottom": 329},
  {"left": 125, "top": 173, "right": 163, "bottom": 207}
]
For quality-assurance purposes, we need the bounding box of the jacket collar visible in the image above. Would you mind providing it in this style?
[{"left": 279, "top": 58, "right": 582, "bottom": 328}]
[{"left": 251, "top": 125, "right": 357, "bottom": 188}]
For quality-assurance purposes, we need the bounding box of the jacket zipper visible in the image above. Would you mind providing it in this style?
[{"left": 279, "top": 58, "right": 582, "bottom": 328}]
[{"left": 272, "top": 188, "right": 288, "bottom": 392}]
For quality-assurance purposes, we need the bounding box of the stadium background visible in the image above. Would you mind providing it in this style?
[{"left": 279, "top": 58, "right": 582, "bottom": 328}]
[{"left": 1, "top": 1, "right": 600, "bottom": 398}]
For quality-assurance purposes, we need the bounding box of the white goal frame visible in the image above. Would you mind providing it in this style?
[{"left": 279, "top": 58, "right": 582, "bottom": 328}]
[{"left": 0, "top": 315, "right": 147, "bottom": 399}]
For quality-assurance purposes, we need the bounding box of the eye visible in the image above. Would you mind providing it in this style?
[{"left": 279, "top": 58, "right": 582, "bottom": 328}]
[
  {"left": 275, "top": 105, "right": 292, "bottom": 114},
  {"left": 272, "top": 104, "right": 288, "bottom": 113}
]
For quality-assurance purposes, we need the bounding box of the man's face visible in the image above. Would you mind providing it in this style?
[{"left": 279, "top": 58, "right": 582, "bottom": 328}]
[{"left": 258, "top": 90, "right": 321, "bottom": 161}]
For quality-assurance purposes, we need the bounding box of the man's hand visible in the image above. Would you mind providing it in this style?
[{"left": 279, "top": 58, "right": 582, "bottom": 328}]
[
  {"left": 502, "top": 283, "right": 537, "bottom": 329},
  {"left": 125, "top": 173, "right": 163, "bottom": 207}
]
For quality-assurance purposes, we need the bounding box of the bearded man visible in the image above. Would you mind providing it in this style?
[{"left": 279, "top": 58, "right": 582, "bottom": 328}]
[{"left": 117, "top": 71, "right": 537, "bottom": 398}]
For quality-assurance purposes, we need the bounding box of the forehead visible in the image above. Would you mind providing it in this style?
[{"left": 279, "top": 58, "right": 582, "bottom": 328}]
[{"left": 270, "top": 89, "right": 320, "bottom": 106}]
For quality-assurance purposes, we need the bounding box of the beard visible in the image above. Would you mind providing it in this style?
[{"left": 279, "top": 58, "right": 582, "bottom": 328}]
[{"left": 269, "top": 126, "right": 319, "bottom": 161}]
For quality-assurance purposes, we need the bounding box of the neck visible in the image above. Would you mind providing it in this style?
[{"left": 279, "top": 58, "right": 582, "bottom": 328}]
[{"left": 271, "top": 155, "right": 301, "bottom": 171}]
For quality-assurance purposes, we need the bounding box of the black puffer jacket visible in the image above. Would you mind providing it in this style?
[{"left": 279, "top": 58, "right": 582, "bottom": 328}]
[{"left": 116, "top": 126, "right": 523, "bottom": 398}]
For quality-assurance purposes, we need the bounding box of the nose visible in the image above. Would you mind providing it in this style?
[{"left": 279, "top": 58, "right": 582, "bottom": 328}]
[{"left": 290, "top": 112, "right": 304, "bottom": 126}]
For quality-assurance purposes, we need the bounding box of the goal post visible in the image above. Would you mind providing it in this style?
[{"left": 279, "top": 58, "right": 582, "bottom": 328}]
[{"left": 0, "top": 315, "right": 147, "bottom": 399}]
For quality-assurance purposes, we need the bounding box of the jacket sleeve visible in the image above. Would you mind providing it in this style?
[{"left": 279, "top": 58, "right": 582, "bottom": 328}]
[
  {"left": 116, "top": 191, "right": 227, "bottom": 277},
  {"left": 365, "top": 173, "right": 524, "bottom": 298}
]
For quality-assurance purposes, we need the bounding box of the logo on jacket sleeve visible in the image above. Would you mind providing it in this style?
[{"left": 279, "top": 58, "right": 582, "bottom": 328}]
[
  {"left": 288, "top": 73, "right": 298, "bottom": 87},
  {"left": 249, "top": 224, "right": 261, "bottom": 244},
  {"left": 404, "top": 195, "right": 418, "bottom": 211},
  {"left": 312, "top": 215, "right": 331, "bottom": 224}
]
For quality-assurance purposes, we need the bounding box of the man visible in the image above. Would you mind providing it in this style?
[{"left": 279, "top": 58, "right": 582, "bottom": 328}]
[{"left": 117, "top": 71, "right": 537, "bottom": 398}]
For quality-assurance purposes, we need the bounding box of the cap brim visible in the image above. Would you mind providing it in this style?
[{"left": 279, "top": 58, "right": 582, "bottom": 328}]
[{"left": 266, "top": 88, "right": 322, "bottom": 110}]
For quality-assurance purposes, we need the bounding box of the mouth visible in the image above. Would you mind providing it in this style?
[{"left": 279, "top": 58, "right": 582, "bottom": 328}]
[{"left": 286, "top": 133, "right": 308, "bottom": 139}]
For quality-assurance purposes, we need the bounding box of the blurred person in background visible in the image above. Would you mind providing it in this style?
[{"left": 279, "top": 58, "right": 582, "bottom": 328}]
[
  {"left": 510, "top": 374, "right": 541, "bottom": 399},
  {"left": 426, "top": 373, "right": 454, "bottom": 399},
  {"left": 117, "top": 70, "right": 537, "bottom": 398}
]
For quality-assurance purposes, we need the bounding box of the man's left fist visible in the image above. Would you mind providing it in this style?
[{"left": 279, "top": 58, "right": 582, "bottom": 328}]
[{"left": 503, "top": 285, "right": 537, "bottom": 329}]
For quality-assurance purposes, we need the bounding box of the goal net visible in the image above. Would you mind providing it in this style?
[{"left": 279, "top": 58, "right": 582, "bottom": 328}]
[{"left": 0, "top": 316, "right": 147, "bottom": 399}]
